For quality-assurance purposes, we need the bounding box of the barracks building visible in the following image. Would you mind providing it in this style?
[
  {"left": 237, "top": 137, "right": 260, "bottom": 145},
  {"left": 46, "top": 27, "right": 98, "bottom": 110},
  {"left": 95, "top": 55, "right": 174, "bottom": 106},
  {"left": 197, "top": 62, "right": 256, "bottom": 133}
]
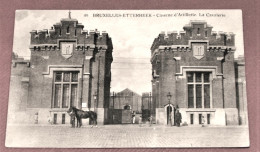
[
  {"left": 8, "top": 18, "right": 247, "bottom": 127},
  {"left": 150, "top": 21, "right": 247, "bottom": 126},
  {"left": 8, "top": 13, "right": 113, "bottom": 125}
]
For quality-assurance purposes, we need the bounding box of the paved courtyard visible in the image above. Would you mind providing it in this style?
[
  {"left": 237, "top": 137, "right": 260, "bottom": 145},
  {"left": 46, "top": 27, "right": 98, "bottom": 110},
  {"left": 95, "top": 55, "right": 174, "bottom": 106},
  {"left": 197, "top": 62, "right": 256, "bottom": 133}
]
[{"left": 5, "top": 124, "right": 249, "bottom": 148}]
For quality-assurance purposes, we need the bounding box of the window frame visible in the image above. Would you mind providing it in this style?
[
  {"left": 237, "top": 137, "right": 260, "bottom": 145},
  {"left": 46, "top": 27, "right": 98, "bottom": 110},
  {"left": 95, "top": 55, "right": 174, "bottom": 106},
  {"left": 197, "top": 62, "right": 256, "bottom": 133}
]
[
  {"left": 187, "top": 72, "right": 212, "bottom": 109},
  {"left": 52, "top": 71, "right": 79, "bottom": 109}
]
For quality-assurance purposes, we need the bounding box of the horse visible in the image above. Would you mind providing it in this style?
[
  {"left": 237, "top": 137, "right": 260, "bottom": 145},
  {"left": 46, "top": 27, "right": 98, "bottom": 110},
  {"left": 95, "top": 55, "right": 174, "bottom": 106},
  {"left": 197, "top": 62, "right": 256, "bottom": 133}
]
[{"left": 67, "top": 106, "right": 97, "bottom": 128}]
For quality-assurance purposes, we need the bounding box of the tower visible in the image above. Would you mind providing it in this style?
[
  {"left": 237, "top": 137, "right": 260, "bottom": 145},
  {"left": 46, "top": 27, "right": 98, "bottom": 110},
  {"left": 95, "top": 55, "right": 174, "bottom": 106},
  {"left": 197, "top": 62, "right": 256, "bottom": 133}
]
[
  {"left": 151, "top": 21, "right": 239, "bottom": 126},
  {"left": 27, "top": 12, "right": 113, "bottom": 124}
]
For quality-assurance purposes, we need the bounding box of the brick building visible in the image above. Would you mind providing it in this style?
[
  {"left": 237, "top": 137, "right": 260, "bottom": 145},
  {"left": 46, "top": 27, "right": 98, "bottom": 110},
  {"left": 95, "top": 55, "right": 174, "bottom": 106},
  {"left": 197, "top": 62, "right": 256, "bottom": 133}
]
[
  {"left": 150, "top": 21, "right": 247, "bottom": 126},
  {"left": 8, "top": 13, "right": 113, "bottom": 125},
  {"left": 235, "top": 56, "right": 248, "bottom": 125},
  {"left": 7, "top": 53, "right": 30, "bottom": 124}
]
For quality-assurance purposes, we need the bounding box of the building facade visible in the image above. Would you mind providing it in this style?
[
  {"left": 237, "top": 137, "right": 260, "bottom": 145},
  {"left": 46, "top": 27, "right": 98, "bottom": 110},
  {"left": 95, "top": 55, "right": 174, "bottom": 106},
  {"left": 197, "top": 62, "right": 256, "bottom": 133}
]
[
  {"left": 150, "top": 21, "right": 247, "bottom": 126},
  {"left": 8, "top": 14, "right": 113, "bottom": 125},
  {"left": 7, "top": 53, "right": 30, "bottom": 124},
  {"left": 235, "top": 56, "right": 248, "bottom": 125}
]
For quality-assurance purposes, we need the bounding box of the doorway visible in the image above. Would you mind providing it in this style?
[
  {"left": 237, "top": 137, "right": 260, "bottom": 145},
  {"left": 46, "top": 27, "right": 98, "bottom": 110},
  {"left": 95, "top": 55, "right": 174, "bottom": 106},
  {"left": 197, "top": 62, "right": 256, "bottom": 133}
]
[
  {"left": 166, "top": 105, "right": 172, "bottom": 125},
  {"left": 124, "top": 105, "right": 131, "bottom": 110}
]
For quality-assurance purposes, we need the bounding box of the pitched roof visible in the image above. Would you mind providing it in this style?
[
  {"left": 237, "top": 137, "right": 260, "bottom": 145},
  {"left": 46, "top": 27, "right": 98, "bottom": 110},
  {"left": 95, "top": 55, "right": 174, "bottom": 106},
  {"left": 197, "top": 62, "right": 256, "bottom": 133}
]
[{"left": 117, "top": 88, "right": 141, "bottom": 97}]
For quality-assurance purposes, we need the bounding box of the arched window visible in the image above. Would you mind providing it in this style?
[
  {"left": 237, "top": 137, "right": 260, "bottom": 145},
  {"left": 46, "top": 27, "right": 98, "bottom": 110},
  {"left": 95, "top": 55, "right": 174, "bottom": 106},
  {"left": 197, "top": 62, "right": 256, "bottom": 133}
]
[{"left": 75, "top": 29, "right": 77, "bottom": 36}]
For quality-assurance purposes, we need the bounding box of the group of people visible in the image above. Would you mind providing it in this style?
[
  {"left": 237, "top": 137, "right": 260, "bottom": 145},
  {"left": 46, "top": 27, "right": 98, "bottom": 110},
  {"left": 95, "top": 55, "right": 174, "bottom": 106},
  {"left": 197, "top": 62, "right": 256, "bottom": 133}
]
[
  {"left": 167, "top": 110, "right": 182, "bottom": 127},
  {"left": 132, "top": 112, "right": 153, "bottom": 127},
  {"left": 136, "top": 115, "right": 153, "bottom": 127},
  {"left": 131, "top": 110, "right": 183, "bottom": 127}
]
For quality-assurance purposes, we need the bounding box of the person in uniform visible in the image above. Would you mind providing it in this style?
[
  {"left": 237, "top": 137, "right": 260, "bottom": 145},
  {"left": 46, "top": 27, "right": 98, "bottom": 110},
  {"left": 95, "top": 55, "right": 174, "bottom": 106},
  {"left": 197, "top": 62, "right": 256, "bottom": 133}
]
[{"left": 175, "top": 110, "right": 182, "bottom": 127}]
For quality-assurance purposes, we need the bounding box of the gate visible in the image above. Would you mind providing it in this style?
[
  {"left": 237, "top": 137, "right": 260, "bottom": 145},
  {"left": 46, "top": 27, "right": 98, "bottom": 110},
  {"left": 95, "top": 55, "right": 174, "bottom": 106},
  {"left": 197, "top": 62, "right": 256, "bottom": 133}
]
[
  {"left": 142, "top": 109, "right": 151, "bottom": 122},
  {"left": 122, "top": 110, "right": 132, "bottom": 123},
  {"left": 107, "top": 109, "right": 132, "bottom": 124}
]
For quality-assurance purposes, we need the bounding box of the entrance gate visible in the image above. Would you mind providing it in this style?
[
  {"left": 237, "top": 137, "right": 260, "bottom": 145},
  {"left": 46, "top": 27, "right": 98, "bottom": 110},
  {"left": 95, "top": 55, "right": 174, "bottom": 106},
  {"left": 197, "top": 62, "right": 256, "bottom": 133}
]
[
  {"left": 107, "top": 109, "right": 132, "bottom": 124},
  {"left": 142, "top": 109, "right": 151, "bottom": 122}
]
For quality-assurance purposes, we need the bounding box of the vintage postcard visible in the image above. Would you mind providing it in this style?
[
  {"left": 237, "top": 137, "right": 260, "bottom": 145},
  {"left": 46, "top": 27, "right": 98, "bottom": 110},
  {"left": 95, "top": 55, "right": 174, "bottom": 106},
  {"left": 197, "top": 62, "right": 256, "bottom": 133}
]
[{"left": 5, "top": 10, "right": 249, "bottom": 148}]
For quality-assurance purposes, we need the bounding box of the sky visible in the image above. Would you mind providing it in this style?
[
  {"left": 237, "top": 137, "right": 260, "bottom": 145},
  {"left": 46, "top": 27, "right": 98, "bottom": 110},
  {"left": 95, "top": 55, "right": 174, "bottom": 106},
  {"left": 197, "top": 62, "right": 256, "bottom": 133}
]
[{"left": 13, "top": 10, "right": 244, "bottom": 94}]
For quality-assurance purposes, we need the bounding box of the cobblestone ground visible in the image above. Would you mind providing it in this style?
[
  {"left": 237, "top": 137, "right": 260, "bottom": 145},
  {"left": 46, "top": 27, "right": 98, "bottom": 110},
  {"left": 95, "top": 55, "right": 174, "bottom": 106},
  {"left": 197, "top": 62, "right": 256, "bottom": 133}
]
[{"left": 5, "top": 123, "right": 249, "bottom": 148}]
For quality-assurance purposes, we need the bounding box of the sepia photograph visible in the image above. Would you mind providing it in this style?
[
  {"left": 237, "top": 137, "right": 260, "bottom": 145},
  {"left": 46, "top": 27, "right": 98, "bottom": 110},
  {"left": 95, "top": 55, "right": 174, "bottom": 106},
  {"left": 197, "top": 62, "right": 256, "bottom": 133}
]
[{"left": 5, "top": 9, "right": 249, "bottom": 148}]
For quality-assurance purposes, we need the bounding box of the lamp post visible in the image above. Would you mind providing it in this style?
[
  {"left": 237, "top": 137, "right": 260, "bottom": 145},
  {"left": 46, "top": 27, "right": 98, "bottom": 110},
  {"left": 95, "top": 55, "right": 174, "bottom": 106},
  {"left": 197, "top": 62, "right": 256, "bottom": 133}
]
[{"left": 167, "top": 92, "right": 172, "bottom": 126}]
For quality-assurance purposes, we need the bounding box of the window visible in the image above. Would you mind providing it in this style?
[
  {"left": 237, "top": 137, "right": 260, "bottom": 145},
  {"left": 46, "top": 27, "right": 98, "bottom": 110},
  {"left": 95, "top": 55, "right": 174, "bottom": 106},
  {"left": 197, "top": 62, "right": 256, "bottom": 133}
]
[
  {"left": 197, "top": 28, "right": 200, "bottom": 34},
  {"left": 187, "top": 72, "right": 211, "bottom": 108},
  {"left": 205, "top": 31, "right": 208, "bottom": 37},
  {"left": 207, "top": 114, "right": 210, "bottom": 124},
  {"left": 62, "top": 114, "right": 66, "bottom": 124},
  {"left": 53, "top": 114, "right": 57, "bottom": 124},
  {"left": 190, "top": 114, "right": 194, "bottom": 124},
  {"left": 53, "top": 71, "right": 79, "bottom": 108},
  {"left": 199, "top": 114, "right": 202, "bottom": 124},
  {"left": 67, "top": 26, "right": 70, "bottom": 33}
]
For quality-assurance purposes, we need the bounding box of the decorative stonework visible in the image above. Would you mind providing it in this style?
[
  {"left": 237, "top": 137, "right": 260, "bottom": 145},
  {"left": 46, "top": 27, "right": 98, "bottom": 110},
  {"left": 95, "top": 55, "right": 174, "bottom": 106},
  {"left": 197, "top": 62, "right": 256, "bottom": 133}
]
[
  {"left": 42, "top": 65, "right": 83, "bottom": 76},
  {"left": 175, "top": 66, "right": 223, "bottom": 78},
  {"left": 42, "top": 56, "right": 49, "bottom": 60},
  {"left": 192, "top": 44, "right": 205, "bottom": 60},
  {"left": 61, "top": 42, "right": 74, "bottom": 59},
  {"left": 173, "top": 57, "right": 181, "bottom": 61},
  {"left": 217, "top": 57, "right": 224, "bottom": 61}
]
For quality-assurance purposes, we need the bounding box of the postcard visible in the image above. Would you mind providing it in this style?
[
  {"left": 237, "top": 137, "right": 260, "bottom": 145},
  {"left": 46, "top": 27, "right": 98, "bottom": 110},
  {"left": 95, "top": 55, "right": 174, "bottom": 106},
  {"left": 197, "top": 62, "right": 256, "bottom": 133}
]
[{"left": 5, "top": 10, "right": 249, "bottom": 148}]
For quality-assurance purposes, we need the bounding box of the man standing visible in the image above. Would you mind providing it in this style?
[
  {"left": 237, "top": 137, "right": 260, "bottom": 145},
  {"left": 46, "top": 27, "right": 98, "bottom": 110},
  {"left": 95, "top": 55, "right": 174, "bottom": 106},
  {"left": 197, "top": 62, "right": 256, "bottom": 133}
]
[
  {"left": 132, "top": 111, "right": 136, "bottom": 124},
  {"left": 149, "top": 115, "right": 153, "bottom": 127},
  {"left": 175, "top": 110, "right": 182, "bottom": 127}
]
